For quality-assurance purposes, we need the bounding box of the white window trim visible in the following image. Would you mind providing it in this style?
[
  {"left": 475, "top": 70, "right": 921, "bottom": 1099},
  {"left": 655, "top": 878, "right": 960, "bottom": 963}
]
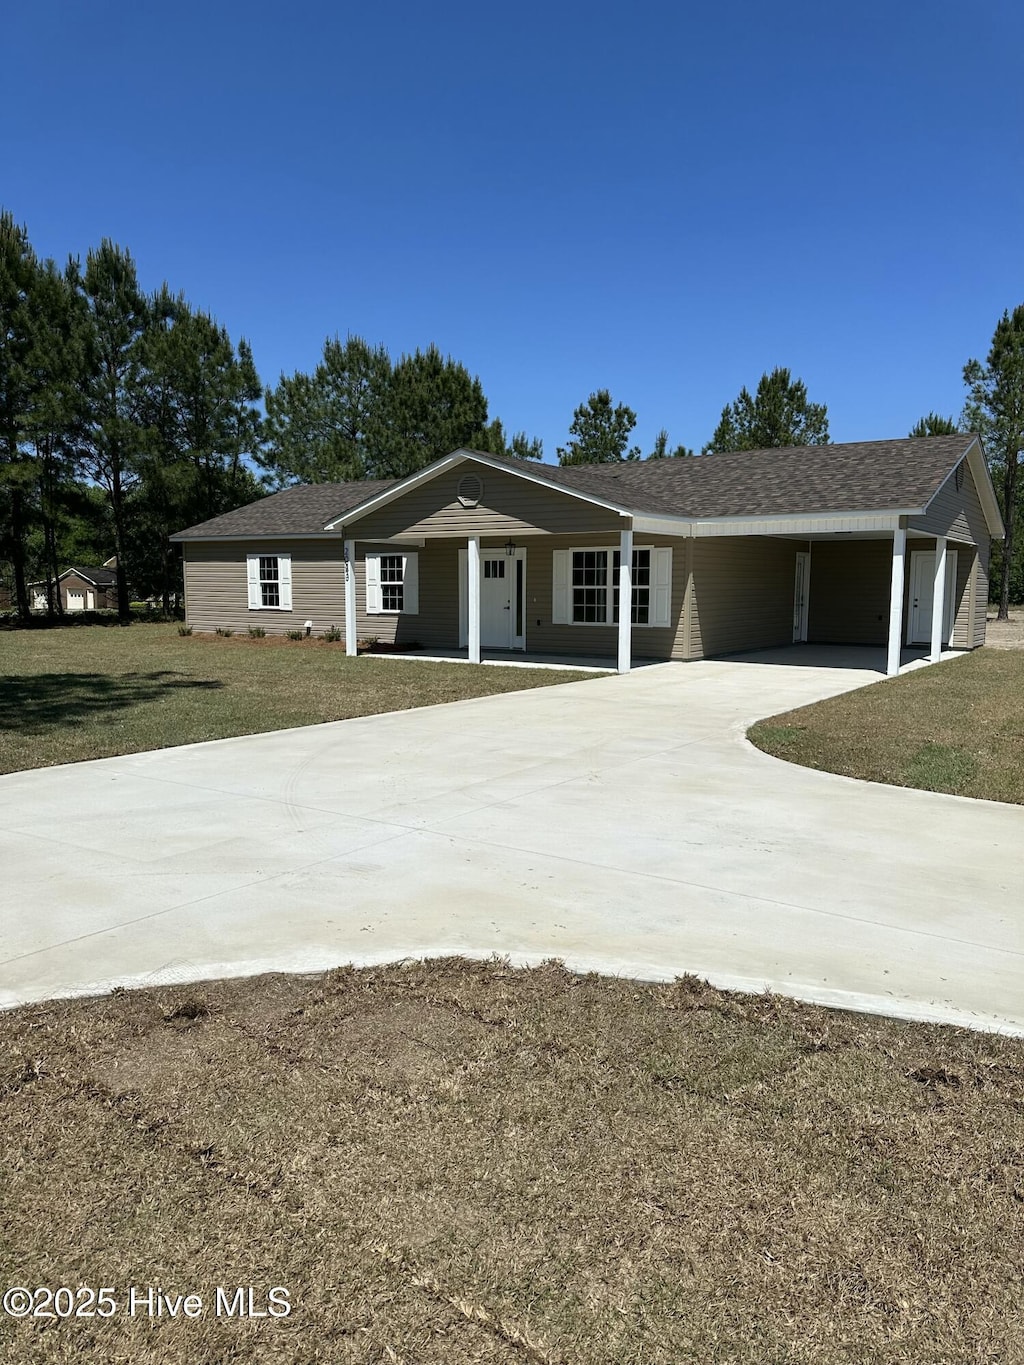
[
  {"left": 554, "top": 545, "right": 671, "bottom": 628},
  {"left": 247, "top": 552, "right": 293, "bottom": 611},
  {"left": 364, "top": 551, "right": 419, "bottom": 616}
]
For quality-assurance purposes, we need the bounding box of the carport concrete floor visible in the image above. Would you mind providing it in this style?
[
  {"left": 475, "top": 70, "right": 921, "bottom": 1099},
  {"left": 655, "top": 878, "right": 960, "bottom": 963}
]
[{"left": 2, "top": 647, "right": 1021, "bottom": 1034}]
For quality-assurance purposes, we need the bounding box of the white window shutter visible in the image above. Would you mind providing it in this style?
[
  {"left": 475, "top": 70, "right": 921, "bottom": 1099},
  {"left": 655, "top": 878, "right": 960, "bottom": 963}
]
[
  {"left": 402, "top": 553, "right": 419, "bottom": 615},
  {"left": 365, "top": 553, "right": 382, "bottom": 614},
  {"left": 458, "top": 548, "right": 467, "bottom": 645},
  {"left": 651, "top": 547, "right": 672, "bottom": 627},
  {"left": 247, "top": 554, "right": 260, "bottom": 609},
  {"left": 552, "top": 550, "right": 570, "bottom": 624},
  {"left": 278, "top": 554, "right": 293, "bottom": 610}
]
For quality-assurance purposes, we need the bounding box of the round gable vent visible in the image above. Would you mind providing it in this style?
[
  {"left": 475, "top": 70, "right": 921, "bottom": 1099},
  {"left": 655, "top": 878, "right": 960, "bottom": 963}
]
[{"left": 457, "top": 473, "right": 483, "bottom": 507}]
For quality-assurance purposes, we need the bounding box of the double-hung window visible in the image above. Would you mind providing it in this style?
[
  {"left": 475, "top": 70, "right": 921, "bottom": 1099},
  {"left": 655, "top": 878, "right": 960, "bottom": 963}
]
[
  {"left": 365, "top": 552, "right": 419, "bottom": 615},
  {"left": 247, "top": 553, "right": 292, "bottom": 610},
  {"left": 553, "top": 546, "right": 671, "bottom": 628}
]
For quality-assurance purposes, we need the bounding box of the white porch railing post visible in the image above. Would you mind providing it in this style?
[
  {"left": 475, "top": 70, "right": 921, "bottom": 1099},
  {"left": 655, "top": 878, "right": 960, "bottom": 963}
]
[
  {"left": 344, "top": 539, "right": 358, "bottom": 657},
  {"left": 468, "top": 536, "right": 481, "bottom": 664},
  {"left": 930, "top": 535, "right": 947, "bottom": 662},
  {"left": 886, "top": 524, "right": 906, "bottom": 677},
  {"left": 617, "top": 525, "right": 633, "bottom": 675}
]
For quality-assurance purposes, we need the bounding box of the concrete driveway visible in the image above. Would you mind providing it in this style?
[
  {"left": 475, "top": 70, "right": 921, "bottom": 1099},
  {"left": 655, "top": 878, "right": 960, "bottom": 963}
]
[{"left": 2, "top": 649, "right": 1022, "bottom": 1033}]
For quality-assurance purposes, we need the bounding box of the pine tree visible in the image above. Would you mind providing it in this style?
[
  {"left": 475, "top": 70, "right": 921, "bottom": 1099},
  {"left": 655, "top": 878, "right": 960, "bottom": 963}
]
[
  {"left": 372, "top": 344, "right": 488, "bottom": 479},
  {"left": 474, "top": 417, "right": 543, "bottom": 461},
  {"left": 909, "top": 413, "right": 958, "bottom": 437},
  {"left": 262, "top": 334, "right": 391, "bottom": 485},
  {"left": 704, "top": 367, "right": 829, "bottom": 453},
  {"left": 964, "top": 306, "right": 1024, "bottom": 619},
  {"left": 77, "top": 240, "right": 150, "bottom": 623},
  {"left": 0, "top": 211, "right": 37, "bottom": 621},
  {"left": 557, "top": 390, "right": 640, "bottom": 465},
  {"left": 647, "top": 428, "right": 694, "bottom": 459}
]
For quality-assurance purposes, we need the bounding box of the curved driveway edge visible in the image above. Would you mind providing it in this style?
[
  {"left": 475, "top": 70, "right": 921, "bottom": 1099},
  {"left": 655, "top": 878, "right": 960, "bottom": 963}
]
[{"left": 2, "top": 654, "right": 1022, "bottom": 1034}]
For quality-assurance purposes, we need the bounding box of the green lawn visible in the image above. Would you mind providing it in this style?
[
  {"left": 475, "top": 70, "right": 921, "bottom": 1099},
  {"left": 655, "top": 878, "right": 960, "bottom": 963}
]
[
  {"left": 0, "top": 624, "right": 599, "bottom": 775},
  {"left": 2, "top": 960, "right": 1022, "bottom": 1364},
  {"left": 749, "top": 648, "right": 1024, "bottom": 804}
]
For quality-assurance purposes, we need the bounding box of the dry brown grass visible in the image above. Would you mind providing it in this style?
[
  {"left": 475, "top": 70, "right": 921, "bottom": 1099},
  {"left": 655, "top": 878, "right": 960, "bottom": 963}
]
[
  {"left": 749, "top": 648, "right": 1024, "bottom": 804},
  {"left": 0, "top": 624, "right": 599, "bottom": 775},
  {"left": 3, "top": 959, "right": 1023, "bottom": 1363}
]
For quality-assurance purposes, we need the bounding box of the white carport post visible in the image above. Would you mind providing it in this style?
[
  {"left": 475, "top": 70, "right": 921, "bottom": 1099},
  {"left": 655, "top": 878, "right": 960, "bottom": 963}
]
[
  {"left": 617, "top": 525, "right": 633, "bottom": 675},
  {"left": 930, "top": 535, "right": 947, "bottom": 662},
  {"left": 886, "top": 523, "right": 906, "bottom": 677},
  {"left": 467, "top": 535, "right": 481, "bottom": 664},
  {"left": 344, "top": 539, "right": 358, "bottom": 656}
]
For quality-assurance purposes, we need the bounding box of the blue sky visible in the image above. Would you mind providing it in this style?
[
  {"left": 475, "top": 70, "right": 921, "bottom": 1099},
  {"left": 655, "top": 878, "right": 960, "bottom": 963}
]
[{"left": 4, "top": 1, "right": 1023, "bottom": 461}]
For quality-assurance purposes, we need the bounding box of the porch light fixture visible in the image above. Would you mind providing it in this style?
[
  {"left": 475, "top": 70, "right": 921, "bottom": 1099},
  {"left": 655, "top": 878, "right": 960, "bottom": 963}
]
[{"left": 504, "top": 539, "right": 516, "bottom": 557}]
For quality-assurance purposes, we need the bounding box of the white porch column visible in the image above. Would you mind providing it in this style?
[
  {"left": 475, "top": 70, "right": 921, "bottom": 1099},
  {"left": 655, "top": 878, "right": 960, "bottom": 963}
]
[
  {"left": 344, "top": 539, "right": 358, "bottom": 656},
  {"left": 930, "top": 535, "right": 947, "bottom": 662},
  {"left": 617, "top": 525, "right": 633, "bottom": 675},
  {"left": 467, "top": 535, "right": 481, "bottom": 664},
  {"left": 886, "top": 523, "right": 906, "bottom": 677}
]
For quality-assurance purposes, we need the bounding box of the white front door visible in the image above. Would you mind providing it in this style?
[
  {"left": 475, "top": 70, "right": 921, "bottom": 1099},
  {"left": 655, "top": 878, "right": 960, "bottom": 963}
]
[
  {"left": 793, "top": 552, "right": 810, "bottom": 642},
  {"left": 480, "top": 555, "right": 510, "bottom": 647},
  {"left": 460, "top": 549, "right": 527, "bottom": 650},
  {"left": 907, "top": 550, "right": 957, "bottom": 645}
]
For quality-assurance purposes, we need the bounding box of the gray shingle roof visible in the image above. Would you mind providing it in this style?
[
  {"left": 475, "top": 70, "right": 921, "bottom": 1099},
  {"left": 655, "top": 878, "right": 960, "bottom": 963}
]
[
  {"left": 171, "top": 436, "right": 978, "bottom": 539},
  {"left": 68, "top": 565, "right": 118, "bottom": 586},
  {"left": 170, "top": 481, "right": 395, "bottom": 540},
  {"left": 547, "top": 435, "right": 976, "bottom": 519}
]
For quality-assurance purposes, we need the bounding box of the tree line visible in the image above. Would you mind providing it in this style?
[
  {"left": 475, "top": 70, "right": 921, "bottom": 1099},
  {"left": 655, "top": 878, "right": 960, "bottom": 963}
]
[{"left": 2, "top": 208, "right": 1022, "bottom": 620}]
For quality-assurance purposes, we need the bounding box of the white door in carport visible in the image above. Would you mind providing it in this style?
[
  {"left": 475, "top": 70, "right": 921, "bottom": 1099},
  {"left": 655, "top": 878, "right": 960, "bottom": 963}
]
[{"left": 907, "top": 550, "right": 957, "bottom": 645}]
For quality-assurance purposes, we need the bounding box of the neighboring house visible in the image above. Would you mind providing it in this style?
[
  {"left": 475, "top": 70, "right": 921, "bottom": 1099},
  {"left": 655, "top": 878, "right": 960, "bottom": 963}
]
[
  {"left": 170, "top": 435, "right": 1003, "bottom": 676},
  {"left": 29, "top": 562, "right": 121, "bottom": 613}
]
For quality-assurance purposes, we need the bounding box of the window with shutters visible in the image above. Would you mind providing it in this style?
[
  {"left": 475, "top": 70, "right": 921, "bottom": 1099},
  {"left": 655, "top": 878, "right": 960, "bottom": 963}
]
[
  {"left": 380, "top": 554, "right": 404, "bottom": 612},
  {"left": 571, "top": 550, "right": 608, "bottom": 622},
  {"left": 365, "top": 551, "right": 419, "bottom": 615},
  {"left": 247, "top": 552, "right": 292, "bottom": 610},
  {"left": 554, "top": 546, "right": 671, "bottom": 628},
  {"left": 259, "top": 555, "right": 280, "bottom": 608}
]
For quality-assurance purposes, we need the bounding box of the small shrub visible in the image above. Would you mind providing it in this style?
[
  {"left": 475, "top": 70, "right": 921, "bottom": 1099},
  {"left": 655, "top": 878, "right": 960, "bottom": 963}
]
[
  {"left": 286, "top": 628, "right": 305, "bottom": 641},
  {"left": 177, "top": 624, "right": 193, "bottom": 636},
  {"left": 248, "top": 625, "right": 266, "bottom": 638},
  {"left": 321, "top": 626, "right": 342, "bottom": 642},
  {"left": 215, "top": 627, "right": 234, "bottom": 637},
  {"left": 357, "top": 636, "right": 379, "bottom": 650}
]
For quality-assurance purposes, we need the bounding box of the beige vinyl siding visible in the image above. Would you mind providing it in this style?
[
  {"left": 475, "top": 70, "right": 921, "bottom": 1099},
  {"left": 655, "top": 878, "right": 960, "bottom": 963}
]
[
  {"left": 522, "top": 534, "right": 689, "bottom": 660},
  {"left": 346, "top": 467, "right": 623, "bottom": 541},
  {"left": 807, "top": 541, "right": 891, "bottom": 646},
  {"left": 909, "top": 458, "right": 990, "bottom": 545},
  {"left": 182, "top": 539, "right": 457, "bottom": 644},
  {"left": 950, "top": 550, "right": 974, "bottom": 649},
  {"left": 908, "top": 458, "right": 990, "bottom": 647},
  {"left": 972, "top": 554, "right": 988, "bottom": 648},
  {"left": 184, "top": 539, "right": 350, "bottom": 636},
  {"left": 391, "top": 541, "right": 459, "bottom": 649},
  {"left": 688, "top": 537, "right": 800, "bottom": 657}
]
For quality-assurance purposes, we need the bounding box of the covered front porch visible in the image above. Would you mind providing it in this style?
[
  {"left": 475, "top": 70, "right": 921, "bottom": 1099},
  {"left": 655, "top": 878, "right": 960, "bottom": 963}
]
[{"left": 343, "top": 526, "right": 648, "bottom": 674}]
